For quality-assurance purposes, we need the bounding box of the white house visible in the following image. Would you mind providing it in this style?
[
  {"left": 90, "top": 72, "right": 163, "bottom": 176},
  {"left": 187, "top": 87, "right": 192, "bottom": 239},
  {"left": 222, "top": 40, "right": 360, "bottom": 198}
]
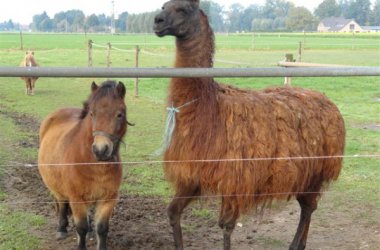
[{"left": 318, "top": 17, "right": 365, "bottom": 33}]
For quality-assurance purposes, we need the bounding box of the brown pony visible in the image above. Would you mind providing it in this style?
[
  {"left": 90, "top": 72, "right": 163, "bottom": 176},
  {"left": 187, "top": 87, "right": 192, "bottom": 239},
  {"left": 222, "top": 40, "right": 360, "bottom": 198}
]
[
  {"left": 154, "top": 0, "right": 345, "bottom": 250},
  {"left": 38, "top": 80, "right": 131, "bottom": 250},
  {"left": 20, "top": 51, "right": 39, "bottom": 95}
]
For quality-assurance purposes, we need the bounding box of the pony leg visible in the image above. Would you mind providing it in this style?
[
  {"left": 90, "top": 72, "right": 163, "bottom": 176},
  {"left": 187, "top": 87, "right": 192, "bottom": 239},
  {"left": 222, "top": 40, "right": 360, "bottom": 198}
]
[
  {"left": 56, "top": 201, "right": 70, "bottom": 240},
  {"left": 31, "top": 79, "right": 36, "bottom": 95},
  {"left": 27, "top": 79, "right": 32, "bottom": 95},
  {"left": 87, "top": 213, "right": 95, "bottom": 240},
  {"left": 289, "top": 193, "right": 318, "bottom": 250},
  {"left": 168, "top": 186, "right": 200, "bottom": 250},
  {"left": 70, "top": 202, "right": 89, "bottom": 250},
  {"left": 218, "top": 197, "right": 238, "bottom": 250},
  {"left": 94, "top": 200, "right": 117, "bottom": 250},
  {"left": 24, "top": 79, "right": 29, "bottom": 95}
]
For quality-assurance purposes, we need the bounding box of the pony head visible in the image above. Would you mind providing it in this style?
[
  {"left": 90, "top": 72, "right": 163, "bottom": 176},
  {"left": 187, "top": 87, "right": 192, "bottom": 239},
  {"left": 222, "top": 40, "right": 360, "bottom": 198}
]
[
  {"left": 24, "top": 51, "right": 37, "bottom": 67},
  {"left": 83, "top": 80, "right": 130, "bottom": 161},
  {"left": 154, "top": 0, "right": 201, "bottom": 40}
]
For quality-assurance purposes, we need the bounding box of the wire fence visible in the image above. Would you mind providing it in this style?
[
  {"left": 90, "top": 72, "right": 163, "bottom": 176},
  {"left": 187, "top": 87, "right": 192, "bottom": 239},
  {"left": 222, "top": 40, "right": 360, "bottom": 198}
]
[
  {"left": 3, "top": 154, "right": 379, "bottom": 168},
  {"left": 0, "top": 154, "right": 378, "bottom": 205}
]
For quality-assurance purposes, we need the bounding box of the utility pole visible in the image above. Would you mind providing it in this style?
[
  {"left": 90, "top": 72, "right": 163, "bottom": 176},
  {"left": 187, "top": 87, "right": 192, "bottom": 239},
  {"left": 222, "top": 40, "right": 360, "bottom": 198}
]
[{"left": 111, "top": 0, "right": 115, "bottom": 34}]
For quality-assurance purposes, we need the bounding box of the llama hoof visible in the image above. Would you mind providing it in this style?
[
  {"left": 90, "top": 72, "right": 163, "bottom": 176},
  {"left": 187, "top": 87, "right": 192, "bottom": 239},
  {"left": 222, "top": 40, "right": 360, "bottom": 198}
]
[{"left": 55, "top": 231, "right": 68, "bottom": 240}]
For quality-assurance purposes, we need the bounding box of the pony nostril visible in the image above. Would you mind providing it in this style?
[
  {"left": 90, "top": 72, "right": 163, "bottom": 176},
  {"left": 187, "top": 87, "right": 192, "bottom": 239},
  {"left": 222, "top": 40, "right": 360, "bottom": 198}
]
[
  {"left": 102, "top": 145, "right": 109, "bottom": 155},
  {"left": 92, "top": 144, "right": 109, "bottom": 159},
  {"left": 92, "top": 144, "right": 98, "bottom": 155}
]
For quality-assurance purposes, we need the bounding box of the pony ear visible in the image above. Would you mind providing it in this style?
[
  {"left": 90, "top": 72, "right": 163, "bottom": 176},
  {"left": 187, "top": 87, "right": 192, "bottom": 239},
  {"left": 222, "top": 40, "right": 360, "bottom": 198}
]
[
  {"left": 91, "top": 81, "right": 98, "bottom": 92},
  {"left": 116, "top": 81, "right": 126, "bottom": 98}
]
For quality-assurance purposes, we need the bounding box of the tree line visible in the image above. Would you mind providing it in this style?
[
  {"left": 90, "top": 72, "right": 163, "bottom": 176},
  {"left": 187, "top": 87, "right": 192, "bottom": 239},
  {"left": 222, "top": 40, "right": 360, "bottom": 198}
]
[{"left": 1, "top": 0, "right": 379, "bottom": 32}]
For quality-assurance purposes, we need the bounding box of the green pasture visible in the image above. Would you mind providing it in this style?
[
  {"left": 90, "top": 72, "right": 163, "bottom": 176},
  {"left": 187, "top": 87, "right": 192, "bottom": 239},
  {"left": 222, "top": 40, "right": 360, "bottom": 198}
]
[
  {"left": 1, "top": 32, "right": 379, "bottom": 51},
  {"left": 0, "top": 32, "right": 379, "bottom": 249}
]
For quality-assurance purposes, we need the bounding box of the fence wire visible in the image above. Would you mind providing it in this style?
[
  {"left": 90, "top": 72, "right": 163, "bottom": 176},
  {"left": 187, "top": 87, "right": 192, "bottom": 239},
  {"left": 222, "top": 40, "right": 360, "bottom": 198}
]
[{"left": 2, "top": 154, "right": 379, "bottom": 168}]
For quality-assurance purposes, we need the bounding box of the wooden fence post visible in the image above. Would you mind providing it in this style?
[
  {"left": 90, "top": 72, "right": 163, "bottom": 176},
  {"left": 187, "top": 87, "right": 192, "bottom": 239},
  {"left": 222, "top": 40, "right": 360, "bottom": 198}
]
[
  {"left": 298, "top": 41, "right": 302, "bottom": 62},
  {"left": 134, "top": 45, "right": 140, "bottom": 97},
  {"left": 19, "top": 31, "right": 23, "bottom": 51},
  {"left": 284, "top": 53, "right": 295, "bottom": 86},
  {"left": 88, "top": 40, "right": 93, "bottom": 67},
  {"left": 107, "top": 42, "right": 112, "bottom": 68}
]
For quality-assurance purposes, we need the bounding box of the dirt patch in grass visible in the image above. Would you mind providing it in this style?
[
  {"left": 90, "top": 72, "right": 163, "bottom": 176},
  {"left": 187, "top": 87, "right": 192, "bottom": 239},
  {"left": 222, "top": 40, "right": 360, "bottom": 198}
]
[
  {"left": 352, "top": 123, "right": 380, "bottom": 132},
  {"left": 362, "top": 124, "right": 380, "bottom": 132},
  {"left": 1, "top": 110, "right": 380, "bottom": 250}
]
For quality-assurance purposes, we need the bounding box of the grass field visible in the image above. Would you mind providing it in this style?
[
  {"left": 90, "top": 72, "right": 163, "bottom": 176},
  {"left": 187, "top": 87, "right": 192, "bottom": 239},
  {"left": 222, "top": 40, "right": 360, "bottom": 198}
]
[{"left": 0, "top": 32, "right": 379, "bottom": 249}]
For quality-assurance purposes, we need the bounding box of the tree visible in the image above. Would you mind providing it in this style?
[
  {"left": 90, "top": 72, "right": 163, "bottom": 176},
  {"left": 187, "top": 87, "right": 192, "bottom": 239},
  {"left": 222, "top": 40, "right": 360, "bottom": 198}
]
[
  {"left": 240, "top": 5, "right": 262, "bottom": 31},
  {"left": 72, "top": 13, "right": 85, "bottom": 32},
  {"left": 116, "top": 11, "right": 128, "bottom": 32},
  {"left": 314, "top": 0, "right": 341, "bottom": 19},
  {"left": 200, "top": 1, "right": 224, "bottom": 32},
  {"left": 370, "top": 0, "right": 380, "bottom": 25},
  {"left": 262, "top": 0, "right": 293, "bottom": 19},
  {"left": 86, "top": 14, "right": 100, "bottom": 31},
  {"left": 226, "top": 3, "right": 244, "bottom": 32},
  {"left": 286, "top": 7, "right": 318, "bottom": 31},
  {"left": 32, "top": 12, "right": 52, "bottom": 31},
  {"left": 0, "top": 19, "right": 19, "bottom": 31},
  {"left": 345, "top": 0, "right": 371, "bottom": 25},
  {"left": 339, "top": 0, "right": 352, "bottom": 18}
]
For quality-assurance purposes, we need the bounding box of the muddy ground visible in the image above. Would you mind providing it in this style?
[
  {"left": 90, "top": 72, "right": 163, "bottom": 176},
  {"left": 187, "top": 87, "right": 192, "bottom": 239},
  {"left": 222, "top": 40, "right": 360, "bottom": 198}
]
[{"left": 1, "top": 110, "right": 379, "bottom": 250}]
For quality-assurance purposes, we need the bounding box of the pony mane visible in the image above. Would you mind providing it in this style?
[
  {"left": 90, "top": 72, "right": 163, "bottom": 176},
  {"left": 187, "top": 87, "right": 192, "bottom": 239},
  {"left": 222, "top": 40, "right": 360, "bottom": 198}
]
[{"left": 80, "top": 81, "right": 120, "bottom": 119}]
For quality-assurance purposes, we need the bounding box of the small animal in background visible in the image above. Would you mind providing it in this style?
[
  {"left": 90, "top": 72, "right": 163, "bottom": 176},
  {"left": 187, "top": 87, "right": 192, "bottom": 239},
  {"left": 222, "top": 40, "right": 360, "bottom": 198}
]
[{"left": 20, "top": 51, "right": 39, "bottom": 95}]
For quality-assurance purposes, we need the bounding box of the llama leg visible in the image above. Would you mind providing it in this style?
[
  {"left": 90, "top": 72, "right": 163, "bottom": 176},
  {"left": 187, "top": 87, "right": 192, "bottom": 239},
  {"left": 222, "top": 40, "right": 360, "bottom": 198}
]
[
  {"left": 56, "top": 201, "right": 70, "bottom": 240},
  {"left": 289, "top": 194, "right": 318, "bottom": 250},
  {"left": 219, "top": 197, "right": 238, "bottom": 250},
  {"left": 168, "top": 186, "right": 200, "bottom": 250},
  {"left": 70, "top": 202, "right": 89, "bottom": 250},
  {"left": 94, "top": 200, "right": 117, "bottom": 250}
]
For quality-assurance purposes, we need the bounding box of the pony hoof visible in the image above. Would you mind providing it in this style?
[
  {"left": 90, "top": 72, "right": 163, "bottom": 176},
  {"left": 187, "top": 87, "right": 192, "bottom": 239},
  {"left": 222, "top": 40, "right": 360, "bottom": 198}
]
[
  {"left": 55, "top": 231, "right": 68, "bottom": 240},
  {"left": 86, "top": 231, "right": 95, "bottom": 240}
]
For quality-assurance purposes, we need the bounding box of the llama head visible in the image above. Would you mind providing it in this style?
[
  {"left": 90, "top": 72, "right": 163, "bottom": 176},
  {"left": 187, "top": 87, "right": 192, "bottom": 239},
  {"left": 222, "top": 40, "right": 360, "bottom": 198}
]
[{"left": 154, "top": 0, "right": 201, "bottom": 40}]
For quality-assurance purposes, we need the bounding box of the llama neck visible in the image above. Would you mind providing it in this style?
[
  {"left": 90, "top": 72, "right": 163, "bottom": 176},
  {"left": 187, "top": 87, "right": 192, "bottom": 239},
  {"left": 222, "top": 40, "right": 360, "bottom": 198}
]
[
  {"left": 170, "top": 12, "right": 216, "bottom": 105},
  {"left": 174, "top": 14, "right": 214, "bottom": 68}
]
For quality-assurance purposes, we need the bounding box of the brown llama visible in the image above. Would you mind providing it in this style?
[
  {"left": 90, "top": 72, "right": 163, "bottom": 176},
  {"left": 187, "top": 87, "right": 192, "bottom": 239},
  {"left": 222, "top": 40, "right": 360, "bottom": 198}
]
[
  {"left": 20, "top": 51, "right": 39, "bottom": 95},
  {"left": 153, "top": 0, "right": 346, "bottom": 249}
]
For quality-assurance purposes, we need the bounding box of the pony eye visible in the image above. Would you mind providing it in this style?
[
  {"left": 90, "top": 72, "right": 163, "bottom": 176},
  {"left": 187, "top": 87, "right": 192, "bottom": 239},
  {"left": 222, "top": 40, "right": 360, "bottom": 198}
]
[{"left": 116, "top": 113, "right": 124, "bottom": 119}]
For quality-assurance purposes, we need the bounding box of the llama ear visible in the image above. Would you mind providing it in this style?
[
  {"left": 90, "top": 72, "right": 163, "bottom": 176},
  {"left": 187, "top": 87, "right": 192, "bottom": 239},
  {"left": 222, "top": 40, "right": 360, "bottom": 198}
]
[
  {"left": 91, "top": 81, "right": 98, "bottom": 92},
  {"left": 116, "top": 81, "right": 126, "bottom": 98}
]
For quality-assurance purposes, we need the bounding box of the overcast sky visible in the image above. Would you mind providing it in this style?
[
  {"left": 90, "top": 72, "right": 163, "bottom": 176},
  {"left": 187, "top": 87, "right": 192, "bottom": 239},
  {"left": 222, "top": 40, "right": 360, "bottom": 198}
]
[{"left": 0, "top": 0, "right": 332, "bottom": 24}]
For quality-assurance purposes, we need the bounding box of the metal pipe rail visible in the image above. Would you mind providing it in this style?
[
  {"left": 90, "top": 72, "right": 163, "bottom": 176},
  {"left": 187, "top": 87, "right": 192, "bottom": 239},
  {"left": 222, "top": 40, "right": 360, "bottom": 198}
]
[{"left": 0, "top": 66, "right": 379, "bottom": 78}]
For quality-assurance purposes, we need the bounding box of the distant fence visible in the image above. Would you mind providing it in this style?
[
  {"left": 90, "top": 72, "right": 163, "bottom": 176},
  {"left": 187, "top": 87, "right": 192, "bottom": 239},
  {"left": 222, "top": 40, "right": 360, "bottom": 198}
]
[{"left": 277, "top": 53, "right": 362, "bottom": 85}]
